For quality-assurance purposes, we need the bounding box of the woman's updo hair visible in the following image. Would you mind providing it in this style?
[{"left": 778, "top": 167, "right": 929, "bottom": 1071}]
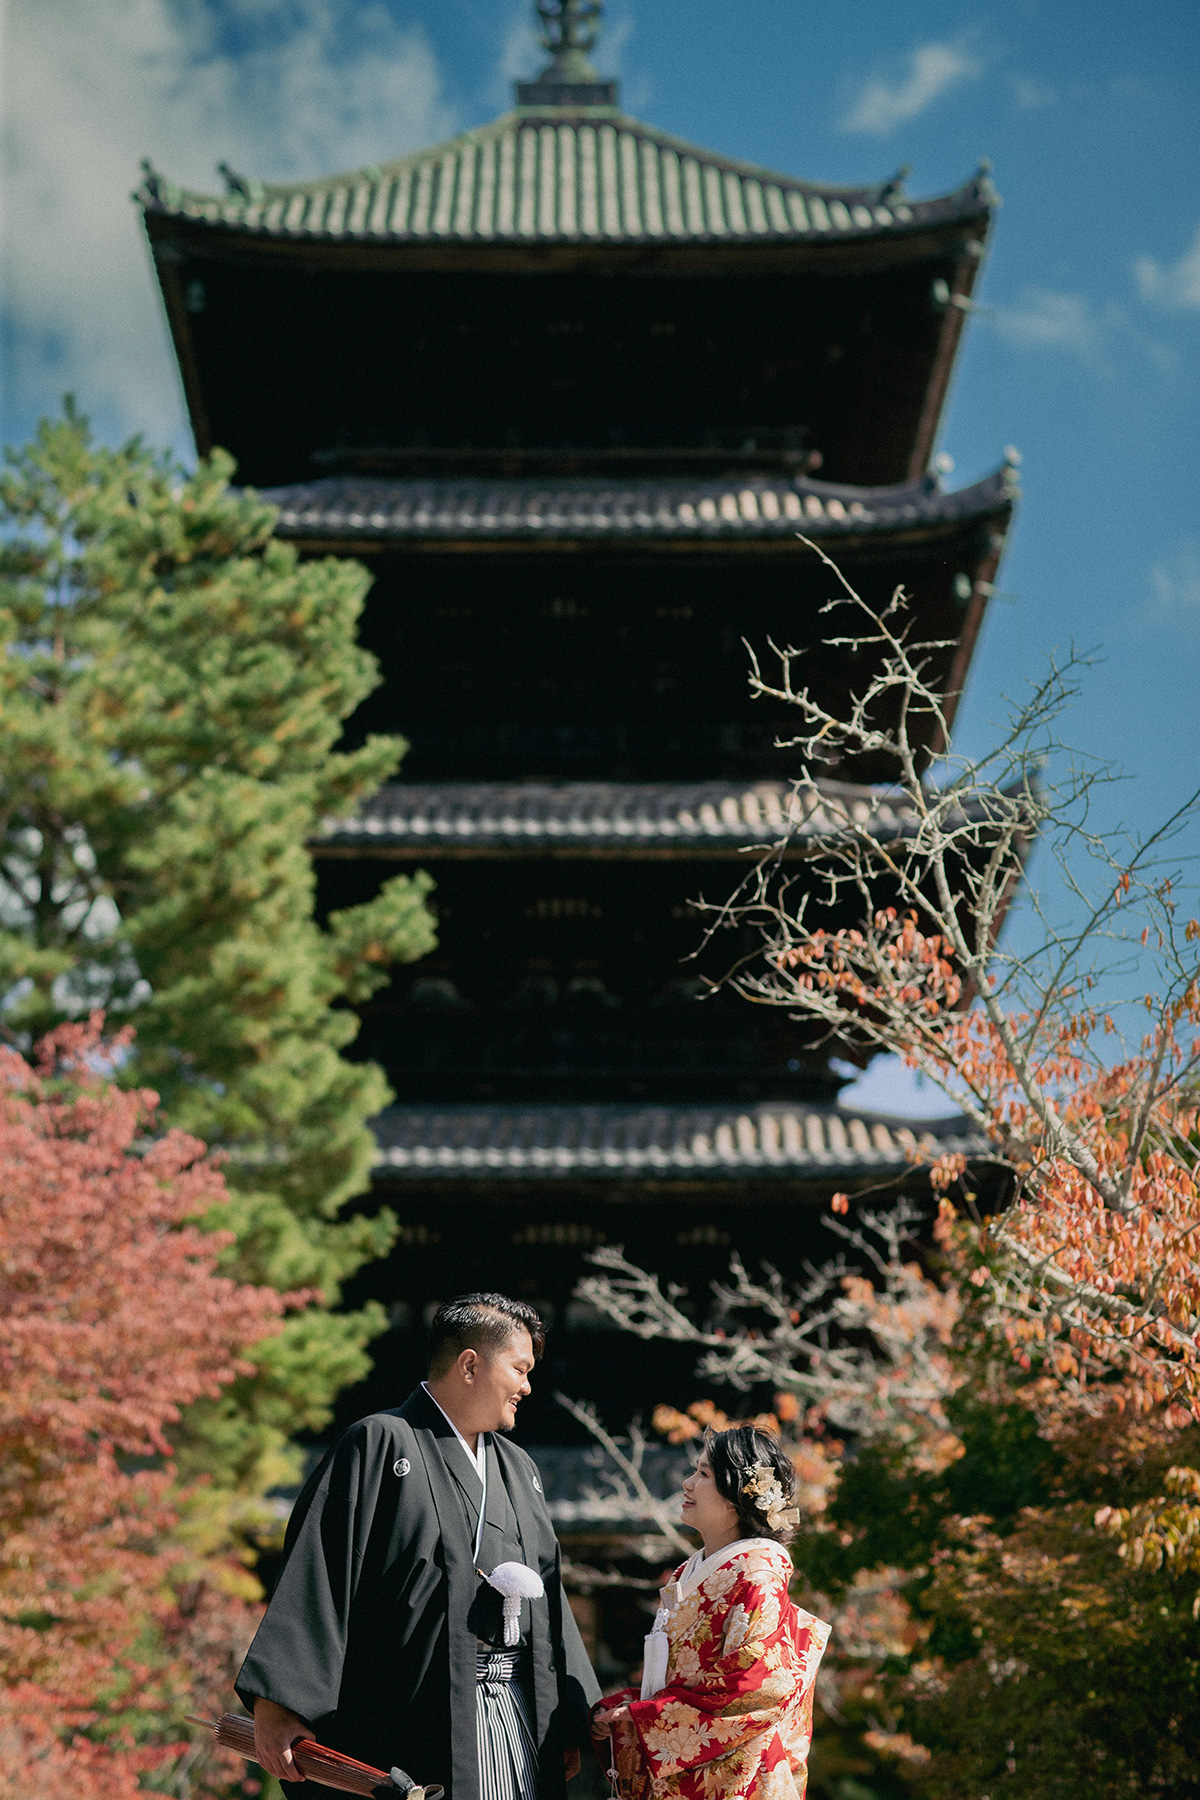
[{"left": 705, "top": 1425, "right": 799, "bottom": 1547}]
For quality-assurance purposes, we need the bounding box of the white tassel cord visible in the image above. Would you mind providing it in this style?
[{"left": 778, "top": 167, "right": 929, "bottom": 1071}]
[
  {"left": 486, "top": 1561, "right": 545, "bottom": 1646},
  {"left": 640, "top": 1606, "right": 671, "bottom": 1701}
]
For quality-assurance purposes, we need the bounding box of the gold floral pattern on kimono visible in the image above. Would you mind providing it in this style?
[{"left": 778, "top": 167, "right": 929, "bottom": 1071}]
[{"left": 601, "top": 1542, "right": 830, "bottom": 1800}]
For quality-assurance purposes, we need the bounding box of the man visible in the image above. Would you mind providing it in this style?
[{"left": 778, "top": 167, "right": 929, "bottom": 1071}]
[{"left": 237, "top": 1294, "right": 599, "bottom": 1800}]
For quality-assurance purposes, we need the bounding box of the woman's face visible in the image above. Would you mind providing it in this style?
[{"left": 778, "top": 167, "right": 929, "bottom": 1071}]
[{"left": 681, "top": 1449, "right": 739, "bottom": 1547}]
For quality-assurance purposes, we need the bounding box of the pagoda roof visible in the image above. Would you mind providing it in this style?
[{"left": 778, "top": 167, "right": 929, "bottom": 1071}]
[
  {"left": 137, "top": 109, "right": 993, "bottom": 253},
  {"left": 316, "top": 778, "right": 936, "bottom": 859},
  {"left": 370, "top": 1098, "right": 983, "bottom": 1180},
  {"left": 267, "top": 466, "right": 1016, "bottom": 549}
]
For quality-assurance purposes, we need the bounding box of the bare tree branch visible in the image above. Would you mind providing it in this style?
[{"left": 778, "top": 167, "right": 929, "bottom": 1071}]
[
  {"left": 553, "top": 1391, "right": 694, "bottom": 1555},
  {"left": 579, "top": 1204, "right": 966, "bottom": 1471},
  {"left": 695, "top": 553, "right": 1200, "bottom": 1415}
]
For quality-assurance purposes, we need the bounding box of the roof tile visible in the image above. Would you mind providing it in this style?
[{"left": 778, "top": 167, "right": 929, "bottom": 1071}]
[
  {"left": 139, "top": 110, "right": 993, "bottom": 248},
  {"left": 314, "top": 778, "right": 970, "bottom": 855},
  {"left": 314, "top": 777, "right": 913, "bottom": 853},
  {"left": 265, "top": 467, "right": 1015, "bottom": 545},
  {"left": 370, "top": 1101, "right": 984, "bottom": 1179}
]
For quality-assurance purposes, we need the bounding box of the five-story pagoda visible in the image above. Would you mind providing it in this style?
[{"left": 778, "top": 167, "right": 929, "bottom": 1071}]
[{"left": 139, "top": 0, "right": 1015, "bottom": 1439}]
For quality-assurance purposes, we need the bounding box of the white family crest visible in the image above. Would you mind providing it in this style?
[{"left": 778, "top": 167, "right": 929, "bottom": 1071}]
[
  {"left": 393, "top": 1458, "right": 411, "bottom": 1478},
  {"left": 532, "top": 1474, "right": 543, "bottom": 1492}
]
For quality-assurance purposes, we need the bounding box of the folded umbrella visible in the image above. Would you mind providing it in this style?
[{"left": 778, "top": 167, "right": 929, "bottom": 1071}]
[{"left": 186, "top": 1713, "right": 444, "bottom": 1800}]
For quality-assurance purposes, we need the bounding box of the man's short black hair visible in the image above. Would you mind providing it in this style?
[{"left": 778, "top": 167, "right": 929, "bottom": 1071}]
[{"left": 427, "top": 1293, "right": 546, "bottom": 1378}]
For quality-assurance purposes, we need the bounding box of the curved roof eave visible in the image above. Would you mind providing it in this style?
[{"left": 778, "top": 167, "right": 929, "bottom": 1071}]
[
  {"left": 368, "top": 1098, "right": 987, "bottom": 1180},
  {"left": 262, "top": 464, "right": 1017, "bottom": 549},
  {"left": 313, "top": 775, "right": 1011, "bottom": 859},
  {"left": 136, "top": 106, "right": 996, "bottom": 250}
]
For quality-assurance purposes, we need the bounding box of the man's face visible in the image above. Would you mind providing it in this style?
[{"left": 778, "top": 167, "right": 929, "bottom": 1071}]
[{"left": 475, "top": 1328, "right": 535, "bottom": 1432}]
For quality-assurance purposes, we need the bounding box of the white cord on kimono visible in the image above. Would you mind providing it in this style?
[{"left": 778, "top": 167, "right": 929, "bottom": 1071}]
[
  {"left": 486, "top": 1561, "right": 545, "bottom": 1645},
  {"left": 640, "top": 1574, "right": 683, "bottom": 1700},
  {"left": 640, "top": 1602, "right": 671, "bottom": 1701},
  {"left": 473, "top": 1455, "right": 488, "bottom": 1563}
]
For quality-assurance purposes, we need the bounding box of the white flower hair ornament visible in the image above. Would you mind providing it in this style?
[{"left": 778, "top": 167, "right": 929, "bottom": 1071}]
[{"left": 740, "top": 1465, "right": 800, "bottom": 1533}]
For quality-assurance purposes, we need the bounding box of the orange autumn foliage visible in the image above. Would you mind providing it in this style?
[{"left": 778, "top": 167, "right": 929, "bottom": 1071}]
[
  {"left": 651, "top": 1398, "right": 844, "bottom": 1520},
  {"left": 0, "top": 1020, "right": 290, "bottom": 1798},
  {"left": 776, "top": 906, "right": 1200, "bottom": 1423}
]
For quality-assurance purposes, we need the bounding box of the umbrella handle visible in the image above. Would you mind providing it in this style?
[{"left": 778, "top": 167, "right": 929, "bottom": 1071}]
[{"left": 186, "top": 1710, "right": 445, "bottom": 1800}]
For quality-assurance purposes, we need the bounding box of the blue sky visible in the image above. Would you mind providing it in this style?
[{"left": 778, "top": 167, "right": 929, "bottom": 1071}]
[{"left": 2, "top": 0, "right": 1197, "bottom": 1113}]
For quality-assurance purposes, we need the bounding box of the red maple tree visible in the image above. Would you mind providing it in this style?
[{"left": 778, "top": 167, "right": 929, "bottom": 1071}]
[{"left": 0, "top": 1019, "right": 290, "bottom": 1799}]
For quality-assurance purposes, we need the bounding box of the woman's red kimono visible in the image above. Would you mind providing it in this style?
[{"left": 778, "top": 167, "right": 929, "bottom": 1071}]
[{"left": 600, "top": 1539, "right": 830, "bottom": 1800}]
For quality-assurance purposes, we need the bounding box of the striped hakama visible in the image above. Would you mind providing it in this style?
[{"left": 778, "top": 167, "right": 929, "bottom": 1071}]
[{"left": 476, "top": 1649, "right": 539, "bottom": 1800}]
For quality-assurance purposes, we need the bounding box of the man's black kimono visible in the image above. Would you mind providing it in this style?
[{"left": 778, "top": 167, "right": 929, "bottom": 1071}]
[{"left": 235, "top": 1387, "right": 599, "bottom": 1800}]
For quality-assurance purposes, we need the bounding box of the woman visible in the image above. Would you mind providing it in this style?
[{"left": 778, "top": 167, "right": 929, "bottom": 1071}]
[{"left": 590, "top": 1427, "right": 829, "bottom": 1800}]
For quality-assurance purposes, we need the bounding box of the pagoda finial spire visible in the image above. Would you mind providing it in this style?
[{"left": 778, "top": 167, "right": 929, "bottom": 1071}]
[
  {"left": 516, "top": 0, "right": 617, "bottom": 107},
  {"left": 536, "top": 1, "right": 603, "bottom": 78}
]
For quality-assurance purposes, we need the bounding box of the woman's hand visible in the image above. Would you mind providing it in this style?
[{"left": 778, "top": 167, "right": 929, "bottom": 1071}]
[{"left": 590, "top": 1703, "right": 632, "bottom": 1739}]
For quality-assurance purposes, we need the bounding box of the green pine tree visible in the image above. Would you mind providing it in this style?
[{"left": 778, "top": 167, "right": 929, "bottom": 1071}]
[{"left": 0, "top": 403, "right": 436, "bottom": 1499}]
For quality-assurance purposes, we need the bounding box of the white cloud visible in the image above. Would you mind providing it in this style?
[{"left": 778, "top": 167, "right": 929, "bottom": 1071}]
[
  {"left": 1142, "top": 538, "right": 1200, "bottom": 634},
  {"left": 495, "top": 0, "right": 543, "bottom": 96},
  {"left": 991, "top": 287, "right": 1107, "bottom": 363},
  {"left": 840, "top": 38, "right": 982, "bottom": 136},
  {"left": 990, "top": 285, "right": 1177, "bottom": 377},
  {"left": 0, "top": 0, "right": 456, "bottom": 453},
  {"left": 1134, "top": 223, "right": 1200, "bottom": 310},
  {"left": 1012, "top": 75, "right": 1056, "bottom": 110}
]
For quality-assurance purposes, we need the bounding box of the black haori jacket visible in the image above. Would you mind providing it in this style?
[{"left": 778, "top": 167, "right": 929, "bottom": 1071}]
[{"left": 235, "top": 1387, "right": 599, "bottom": 1800}]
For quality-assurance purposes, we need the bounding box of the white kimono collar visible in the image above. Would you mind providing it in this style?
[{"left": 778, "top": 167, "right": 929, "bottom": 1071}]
[
  {"left": 639, "top": 1537, "right": 791, "bottom": 1702},
  {"left": 669, "top": 1537, "right": 788, "bottom": 1605}
]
